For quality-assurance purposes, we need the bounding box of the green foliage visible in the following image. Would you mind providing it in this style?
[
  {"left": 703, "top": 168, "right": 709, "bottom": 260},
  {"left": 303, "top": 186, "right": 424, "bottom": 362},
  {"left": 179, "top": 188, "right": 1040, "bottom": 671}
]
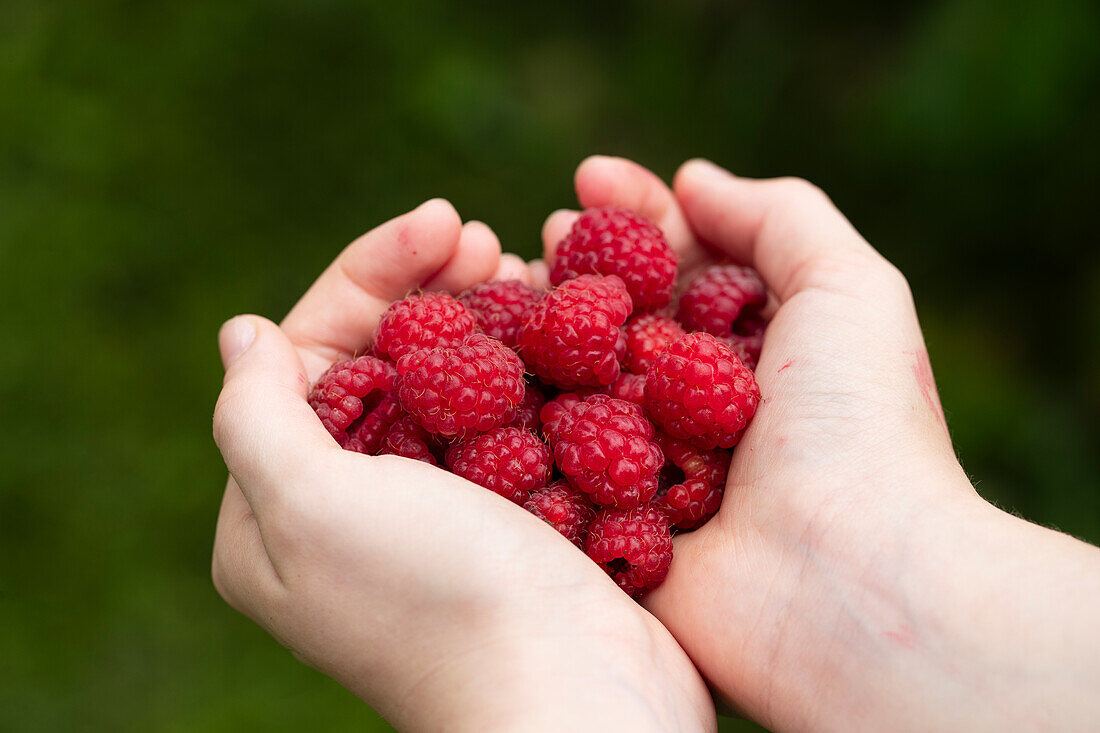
[{"left": 0, "top": 1, "right": 1096, "bottom": 730}]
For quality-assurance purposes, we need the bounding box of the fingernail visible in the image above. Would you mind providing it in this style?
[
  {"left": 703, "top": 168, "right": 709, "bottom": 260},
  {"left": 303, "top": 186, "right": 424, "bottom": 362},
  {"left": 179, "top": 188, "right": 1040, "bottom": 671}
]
[{"left": 218, "top": 317, "right": 255, "bottom": 368}]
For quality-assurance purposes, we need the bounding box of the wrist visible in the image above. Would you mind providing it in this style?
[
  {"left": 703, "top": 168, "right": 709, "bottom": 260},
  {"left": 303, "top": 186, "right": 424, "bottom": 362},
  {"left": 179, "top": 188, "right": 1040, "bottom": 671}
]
[
  {"left": 774, "top": 474, "right": 1100, "bottom": 732},
  {"left": 383, "top": 591, "right": 712, "bottom": 732}
]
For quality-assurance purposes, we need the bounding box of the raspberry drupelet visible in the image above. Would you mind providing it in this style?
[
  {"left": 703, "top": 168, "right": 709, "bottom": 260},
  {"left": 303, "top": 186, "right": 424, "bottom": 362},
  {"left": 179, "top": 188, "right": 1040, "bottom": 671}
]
[
  {"left": 645, "top": 332, "right": 760, "bottom": 450},
  {"left": 551, "top": 207, "right": 678, "bottom": 312},
  {"left": 375, "top": 291, "right": 477, "bottom": 362},
  {"left": 603, "top": 372, "right": 646, "bottom": 405},
  {"left": 341, "top": 392, "right": 405, "bottom": 454},
  {"left": 539, "top": 392, "right": 585, "bottom": 443},
  {"left": 397, "top": 333, "right": 525, "bottom": 440},
  {"left": 508, "top": 380, "right": 547, "bottom": 433},
  {"left": 585, "top": 504, "right": 673, "bottom": 598},
  {"left": 623, "top": 313, "right": 686, "bottom": 375},
  {"left": 549, "top": 395, "right": 663, "bottom": 509},
  {"left": 379, "top": 416, "right": 438, "bottom": 465},
  {"left": 445, "top": 426, "right": 552, "bottom": 505},
  {"left": 518, "top": 274, "right": 632, "bottom": 389}
]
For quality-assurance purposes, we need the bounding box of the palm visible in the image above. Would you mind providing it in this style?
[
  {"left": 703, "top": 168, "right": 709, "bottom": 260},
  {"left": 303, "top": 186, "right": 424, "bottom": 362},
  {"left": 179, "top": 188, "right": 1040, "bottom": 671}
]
[
  {"left": 543, "top": 157, "right": 962, "bottom": 725},
  {"left": 213, "top": 197, "right": 715, "bottom": 729}
]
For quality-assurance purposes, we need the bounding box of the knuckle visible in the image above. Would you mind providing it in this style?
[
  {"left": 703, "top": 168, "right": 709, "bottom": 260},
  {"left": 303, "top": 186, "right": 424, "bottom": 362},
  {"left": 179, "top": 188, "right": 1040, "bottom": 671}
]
[{"left": 211, "top": 384, "right": 246, "bottom": 449}]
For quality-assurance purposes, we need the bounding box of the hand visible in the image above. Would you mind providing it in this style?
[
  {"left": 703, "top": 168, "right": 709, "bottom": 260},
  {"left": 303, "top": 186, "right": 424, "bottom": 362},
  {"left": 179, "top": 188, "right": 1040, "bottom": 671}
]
[
  {"left": 211, "top": 200, "right": 716, "bottom": 732},
  {"left": 542, "top": 157, "right": 1100, "bottom": 731}
]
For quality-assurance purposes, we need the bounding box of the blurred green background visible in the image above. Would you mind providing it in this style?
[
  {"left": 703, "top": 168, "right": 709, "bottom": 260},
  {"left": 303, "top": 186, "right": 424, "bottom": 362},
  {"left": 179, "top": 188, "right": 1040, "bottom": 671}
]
[{"left": 2, "top": 1, "right": 1098, "bottom": 730}]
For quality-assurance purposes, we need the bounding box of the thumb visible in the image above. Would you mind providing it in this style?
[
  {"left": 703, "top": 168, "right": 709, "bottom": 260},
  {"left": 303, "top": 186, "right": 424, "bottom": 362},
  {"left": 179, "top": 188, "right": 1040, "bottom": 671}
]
[{"left": 214, "top": 316, "right": 334, "bottom": 507}]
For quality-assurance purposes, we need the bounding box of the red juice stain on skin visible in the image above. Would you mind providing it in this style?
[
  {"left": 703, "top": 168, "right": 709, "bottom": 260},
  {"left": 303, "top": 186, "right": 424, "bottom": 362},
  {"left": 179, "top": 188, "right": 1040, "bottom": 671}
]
[
  {"left": 777, "top": 360, "right": 793, "bottom": 373},
  {"left": 883, "top": 627, "right": 917, "bottom": 650},
  {"left": 396, "top": 224, "right": 418, "bottom": 257},
  {"left": 909, "top": 349, "right": 947, "bottom": 431}
]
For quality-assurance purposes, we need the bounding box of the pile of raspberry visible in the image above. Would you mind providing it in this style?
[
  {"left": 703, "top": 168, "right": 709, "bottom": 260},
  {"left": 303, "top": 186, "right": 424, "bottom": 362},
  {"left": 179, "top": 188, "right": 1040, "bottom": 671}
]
[{"left": 309, "top": 207, "right": 767, "bottom": 598}]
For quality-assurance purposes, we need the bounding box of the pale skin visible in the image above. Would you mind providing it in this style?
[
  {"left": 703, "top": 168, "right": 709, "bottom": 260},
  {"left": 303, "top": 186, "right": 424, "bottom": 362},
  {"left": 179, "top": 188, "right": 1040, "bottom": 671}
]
[{"left": 212, "top": 158, "right": 1100, "bottom": 732}]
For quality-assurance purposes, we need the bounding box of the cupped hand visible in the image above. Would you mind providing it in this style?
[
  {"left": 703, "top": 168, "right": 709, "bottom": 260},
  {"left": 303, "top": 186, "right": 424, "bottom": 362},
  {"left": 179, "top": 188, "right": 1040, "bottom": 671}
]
[
  {"left": 541, "top": 157, "right": 1014, "bottom": 730},
  {"left": 211, "top": 200, "right": 715, "bottom": 732}
]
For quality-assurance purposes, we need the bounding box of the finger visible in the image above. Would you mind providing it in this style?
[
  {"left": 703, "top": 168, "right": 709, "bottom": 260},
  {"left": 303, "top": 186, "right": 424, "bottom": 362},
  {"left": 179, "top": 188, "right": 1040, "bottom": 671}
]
[
  {"left": 214, "top": 315, "right": 333, "bottom": 512},
  {"left": 422, "top": 220, "right": 502, "bottom": 292},
  {"left": 573, "top": 155, "right": 703, "bottom": 269},
  {"left": 490, "top": 253, "right": 535, "bottom": 285},
  {"left": 527, "top": 258, "right": 551, "bottom": 290},
  {"left": 281, "top": 199, "right": 463, "bottom": 370},
  {"left": 540, "top": 209, "right": 579, "bottom": 263},
  {"left": 212, "top": 478, "right": 285, "bottom": 618},
  {"left": 673, "top": 160, "right": 895, "bottom": 302}
]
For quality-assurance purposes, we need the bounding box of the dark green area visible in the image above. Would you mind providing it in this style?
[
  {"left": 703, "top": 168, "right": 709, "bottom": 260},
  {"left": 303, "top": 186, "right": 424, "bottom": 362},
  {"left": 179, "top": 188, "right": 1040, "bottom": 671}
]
[{"left": 1, "top": 1, "right": 1097, "bottom": 730}]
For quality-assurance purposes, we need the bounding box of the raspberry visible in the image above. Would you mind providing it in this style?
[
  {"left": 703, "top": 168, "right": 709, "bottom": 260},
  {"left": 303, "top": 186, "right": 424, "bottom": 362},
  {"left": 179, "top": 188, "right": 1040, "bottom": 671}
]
[
  {"left": 585, "top": 504, "right": 673, "bottom": 598},
  {"left": 445, "top": 426, "right": 551, "bottom": 504},
  {"left": 623, "top": 314, "right": 686, "bottom": 374},
  {"left": 375, "top": 292, "right": 477, "bottom": 362},
  {"left": 458, "top": 280, "right": 543, "bottom": 350},
  {"left": 539, "top": 392, "right": 585, "bottom": 443},
  {"left": 549, "top": 395, "right": 663, "bottom": 509},
  {"left": 677, "top": 265, "right": 767, "bottom": 339},
  {"left": 551, "top": 207, "right": 678, "bottom": 312},
  {"left": 508, "top": 381, "right": 546, "bottom": 433},
  {"left": 308, "top": 355, "right": 398, "bottom": 440},
  {"left": 518, "top": 274, "right": 632, "bottom": 389},
  {"left": 652, "top": 433, "right": 731, "bottom": 530},
  {"left": 397, "top": 333, "right": 525, "bottom": 440},
  {"left": 719, "top": 310, "right": 767, "bottom": 371},
  {"left": 379, "top": 416, "right": 437, "bottom": 465},
  {"left": 341, "top": 392, "right": 404, "bottom": 454},
  {"left": 524, "top": 481, "right": 596, "bottom": 547},
  {"left": 720, "top": 332, "right": 763, "bottom": 372},
  {"left": 645, "top": 332, "right": 760, "bottom": 450},
  {"left": 603, "top": 372, "right": 646, "bottom": 405}
]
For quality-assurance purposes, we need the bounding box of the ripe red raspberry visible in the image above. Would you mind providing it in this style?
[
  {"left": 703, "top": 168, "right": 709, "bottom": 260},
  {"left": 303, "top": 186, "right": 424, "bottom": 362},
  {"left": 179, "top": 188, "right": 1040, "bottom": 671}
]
[
  {"left": 458, "top": 280, "right": 543, "bottom": 350},
  {"left": 652, "top": 433, "right": 731, "bottom": 530},
  {"left": 397, "top": 333, "right": 525, "bottom": 440},
  {"left": 508, "top": 381, "right": 546, "bottom": 433},
  {"left": 445, "top": 426, "right": 552, "bottom": 504},
  {"left": 379, "top": 416, "right": 437, "bottom": 465},
  {"left": 720, "top": 332, "right": 763, "bottom": 372},
  {"left": 375, "top": 292, "right": 477, "bottom": 362},
  {"left": 341, "top": 392, "right": 404, "bottom": 454},
  {"left": 551, "top": 207, "right": 678, "bottom": 312},
  {"left": 645, "top": 332, "right": 760, "bottom": 450},
  {"left": 623, "top": 314, "right": 686, "bottom": 374},
  {"left": 308, "top": 355, "right": 398, "bottom": 440},
  {"left": 677, "top": 265, "right": 767, "bottom": 339},
  {"left": 585, "top": 504, "right": 673, "bottom": 598},
  {"left": 549, "top": 395, "right": 663, "bottom": 509},
  {"left": 518, "top": 274, "right": 631, "bottom": 389},
  {"left": 524, "top": 481, "right": 596, "bottom": 548},
  {"left": 604, "top": 372, "right": 646, "bottom": 405},
  {"left": 539, "top": 392, "right": 585, "bottom": 443}
]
